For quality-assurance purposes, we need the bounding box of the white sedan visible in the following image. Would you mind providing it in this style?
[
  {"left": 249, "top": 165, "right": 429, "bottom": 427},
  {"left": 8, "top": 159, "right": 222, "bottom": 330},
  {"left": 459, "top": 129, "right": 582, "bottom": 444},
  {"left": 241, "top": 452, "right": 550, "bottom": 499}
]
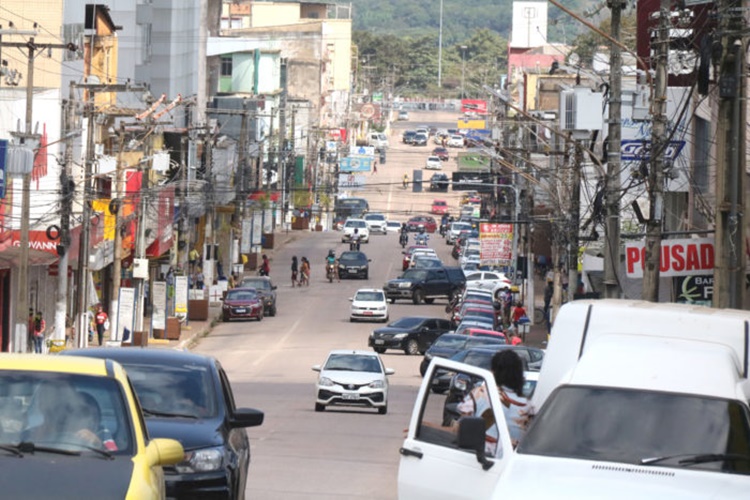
[
  {"left": 312, "top": 350, "right": 394, "bottom": 414},
  {"left": 425, "top": 156, "right": 443, "bottom": 170},
  {"left": 350, "top": 288, "right": 389, "bottom": 322},
  {"left": 447, "top": 134, "right": 464, "bottom": 148},
  {"left": 342, "top": 219, "right": 370, "bottom": 243},
  {"left": 465, "top": 270, "right": 514, "bottom": 297},
  {"left": 364, "top": 213, "right": 388, "bottom": 234}
]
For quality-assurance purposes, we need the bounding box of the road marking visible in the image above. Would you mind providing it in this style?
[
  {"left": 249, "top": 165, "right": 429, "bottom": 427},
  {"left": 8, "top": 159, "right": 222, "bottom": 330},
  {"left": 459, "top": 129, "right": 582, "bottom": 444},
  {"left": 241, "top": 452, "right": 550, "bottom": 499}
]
[{"left": 252, "top": 316, "right": 302, "bottom": 367}]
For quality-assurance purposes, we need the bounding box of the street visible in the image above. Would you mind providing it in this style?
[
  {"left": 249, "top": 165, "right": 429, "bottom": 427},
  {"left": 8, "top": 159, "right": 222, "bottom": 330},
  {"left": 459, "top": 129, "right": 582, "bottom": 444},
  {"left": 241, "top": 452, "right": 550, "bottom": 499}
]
[{"left": 193, "top": 111, "right": 460, "bottom": 499}]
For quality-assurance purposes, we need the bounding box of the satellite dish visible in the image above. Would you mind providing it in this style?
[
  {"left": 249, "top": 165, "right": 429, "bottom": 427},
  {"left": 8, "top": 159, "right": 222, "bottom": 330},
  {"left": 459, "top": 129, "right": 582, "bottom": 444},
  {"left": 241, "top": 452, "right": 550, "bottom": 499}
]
[{"left": 568, "top": 52, "right": 581, "bottom": 67}]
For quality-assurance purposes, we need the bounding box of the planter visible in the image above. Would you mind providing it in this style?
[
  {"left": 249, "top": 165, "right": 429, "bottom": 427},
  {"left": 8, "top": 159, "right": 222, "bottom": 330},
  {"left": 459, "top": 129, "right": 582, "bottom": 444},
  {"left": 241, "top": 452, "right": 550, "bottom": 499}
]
[
  {"left": 315, "top": 224, "right": 323, "bottom": 232},
  {"left": 262, "top": 233, "right": 275, "bottom": 249},
  {"left": 245, "top": 253, "right": 258, "bottom": 270},
  {"left": 132, "top": 330, "right": 148, "bottom": 347},
  {"left": 292, "top": 218, "right": 310, "bottom": 230},
  {"left": 166, "top": 317, "right": 181, "bottom": 340},
  {"left": 188, "top": 299, "right": 209, "bottom": 321}
]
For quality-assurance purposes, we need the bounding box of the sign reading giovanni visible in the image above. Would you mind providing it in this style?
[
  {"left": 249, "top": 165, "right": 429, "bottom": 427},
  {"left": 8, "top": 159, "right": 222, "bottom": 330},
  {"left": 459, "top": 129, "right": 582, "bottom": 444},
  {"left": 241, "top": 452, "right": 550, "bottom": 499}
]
[
  {"left": 479, "top": 223, "right": 513, "bottom": 264},
  {"left": 625, "top": 237, "right": 715, "bottom": 278}
]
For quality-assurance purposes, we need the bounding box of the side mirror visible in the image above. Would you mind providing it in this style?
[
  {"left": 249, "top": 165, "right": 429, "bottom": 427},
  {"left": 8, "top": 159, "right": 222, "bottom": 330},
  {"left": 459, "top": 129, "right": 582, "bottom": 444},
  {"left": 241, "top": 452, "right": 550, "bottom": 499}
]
[
  {"left": 368, "top": 259, "right": 372, "bottom": 262},
  {"left": 312, "top": 365, "right": 321, "bottom": 372},
  {"left": 230, "top": 407, "right": 264, "bottom": 428},
  {"left": 385, "top": 368, "right": 395, "bottom": 375},
  {"left": 457, "top": 417, "right": 495, "bottom": 470},
  {"left": 146, "top": 438, "right": 184, "bottom": 467},
  {"left": 348, "top": 297, "right": 353, "bottom": 302},
  {"left": 272, "top": 285, "right": 278, "bottom": 290}
]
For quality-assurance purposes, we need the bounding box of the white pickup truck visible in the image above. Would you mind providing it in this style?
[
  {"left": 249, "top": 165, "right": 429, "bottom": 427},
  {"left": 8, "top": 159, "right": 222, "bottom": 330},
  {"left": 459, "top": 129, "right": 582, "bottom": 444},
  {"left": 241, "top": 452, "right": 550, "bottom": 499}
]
[{"left": 398, "top": 300, "right": 750, "bottom": 499}]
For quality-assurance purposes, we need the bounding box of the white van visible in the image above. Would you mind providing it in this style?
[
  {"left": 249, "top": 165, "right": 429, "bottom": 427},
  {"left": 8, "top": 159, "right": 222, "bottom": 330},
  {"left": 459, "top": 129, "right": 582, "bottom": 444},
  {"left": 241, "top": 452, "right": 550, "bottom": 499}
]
[
  {"left": 398, "top": 300, "right": 750, "bottom": 499},
  {"left": 368, "top": 132, "right": 389, "bottom": 149}
]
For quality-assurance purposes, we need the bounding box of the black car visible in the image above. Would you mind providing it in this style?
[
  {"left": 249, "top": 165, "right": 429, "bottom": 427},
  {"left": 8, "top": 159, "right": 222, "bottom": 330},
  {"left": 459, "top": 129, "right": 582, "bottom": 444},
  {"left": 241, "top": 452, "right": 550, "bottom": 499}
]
[
  {"left": 430, "top": 173, "right": 450, "bottom": 192},
  {"left": 419, "top": 333, "right": 507, "bottom": 376},
  {"left": 239, "top": 276, "right": 277, "bottom": 316},
  {"left": 402, "top": 130, "right": 417, "bottom": 144},
  {"left": 338, "top": 251, "right": 370, "bottom": 279},
  {"left": 368, "top": 316, "right": 453, "bottom": 355},
  {"left": 62, "top": 348, "right": 264, "bottom": 500},
  {"left": 413, "top": 133, "right": 429, "bottom": 146}
]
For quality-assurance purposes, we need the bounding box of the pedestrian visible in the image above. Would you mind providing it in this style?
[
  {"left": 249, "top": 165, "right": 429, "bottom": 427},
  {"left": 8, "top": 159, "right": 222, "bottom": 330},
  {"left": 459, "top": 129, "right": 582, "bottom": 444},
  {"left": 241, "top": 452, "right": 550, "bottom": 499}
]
[
  {"left": 194, "top": 268, "right": 205, "bottom": 290},
  {"left": 372, "top": 160, "right": 378, "bottom": 174},
  {"left": 291, "top": 256, "right": 299, "bottom": 287},
  {"left": 300, "top": 257, "right": 310, "bottom": 286},
  {"left": 260, "top": 254, "right": 270, "bottom": 276},
  {"left": 511, "top": 301, "right": 528, "bottom": 331},
  {"left": 95, "top": 305, "right": 108, "bottom": 347},
  {"left": 189, "top": 247, "right": 200, "bottom": 270},
  {"left": 32, "top": 311, "right": 46, "bottom": 354}
]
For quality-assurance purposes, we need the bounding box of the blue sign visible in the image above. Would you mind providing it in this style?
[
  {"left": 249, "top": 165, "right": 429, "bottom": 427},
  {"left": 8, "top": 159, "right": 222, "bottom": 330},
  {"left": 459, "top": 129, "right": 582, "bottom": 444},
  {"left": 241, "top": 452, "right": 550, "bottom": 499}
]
[
  {"left": 621, "top": 140, "right": 686, "bottom": 162},
  {"left": 339, "top": 155, "right": 372, "bottom": 173},
  {"left": 0, "top": 139, "right": 7, "bottom": 199}
]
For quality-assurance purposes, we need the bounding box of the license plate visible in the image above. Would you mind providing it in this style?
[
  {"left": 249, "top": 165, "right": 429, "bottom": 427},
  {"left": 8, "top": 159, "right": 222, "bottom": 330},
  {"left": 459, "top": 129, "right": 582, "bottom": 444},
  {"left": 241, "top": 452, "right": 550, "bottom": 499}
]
[
  {"left": 235, "top": 308, "right": 246, "bottom": 313},
  {"left": 364, "top": 311, "right": 373, "bottom": 316},
  {"left": 348, "top": 269, "right": 357, "bottom": 273},
  {"left": 374, "top": 339, "right": 384, "bottom": 345},
  {"left": 342, "top": 393, "right": 359, "bottom": 401}
]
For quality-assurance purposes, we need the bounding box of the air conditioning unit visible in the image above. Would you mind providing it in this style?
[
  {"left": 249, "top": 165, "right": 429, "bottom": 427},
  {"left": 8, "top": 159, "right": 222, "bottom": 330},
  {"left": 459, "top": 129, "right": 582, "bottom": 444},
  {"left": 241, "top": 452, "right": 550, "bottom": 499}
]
[{"left": 559, "top": 87, "right": 604, "bottom": 139}]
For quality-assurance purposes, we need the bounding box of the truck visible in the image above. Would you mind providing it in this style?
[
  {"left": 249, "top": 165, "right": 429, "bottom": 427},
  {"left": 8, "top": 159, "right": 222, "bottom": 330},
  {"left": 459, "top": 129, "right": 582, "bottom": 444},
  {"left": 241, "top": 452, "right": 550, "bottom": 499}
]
[
  {"left": 384, "top": 267, "right": 465, "bottom": 305},
  {"left": 398, "top": 299, "right": 750, "bottom": 499}
]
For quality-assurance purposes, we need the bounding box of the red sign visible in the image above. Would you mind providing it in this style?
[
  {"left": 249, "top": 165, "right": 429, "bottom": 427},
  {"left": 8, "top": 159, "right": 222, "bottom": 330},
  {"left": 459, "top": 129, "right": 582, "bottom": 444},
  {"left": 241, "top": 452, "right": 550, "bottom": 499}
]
[
  {"left": 625, "top": 238, "right": 715, "bottom": 278},
  {"left": 479, "top": 223, "right": 513, "bottom": 263},
  {"left": 461, "top": 99, "right": 488, "bottom": 115}
]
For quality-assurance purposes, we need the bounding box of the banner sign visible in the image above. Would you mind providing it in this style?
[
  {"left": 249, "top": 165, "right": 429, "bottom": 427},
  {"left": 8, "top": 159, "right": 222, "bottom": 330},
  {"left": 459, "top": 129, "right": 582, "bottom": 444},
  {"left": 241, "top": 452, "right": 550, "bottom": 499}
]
[
  {"left": 479, "top": 223, "right": 513, "bottom": 263},
  {"left": 461, "top": 99, "right": 488, "bottom": 115},
  {"left": 338, "top": 173, "right": 366, "bottom": 190},
  {"left": 174, "top": 275, "right": 189, "bottom": 313},
  {"left": 339, "top": 155, "right": 373, "bottom": 172},
  {"left": 241, "top": 219, "right": 252, "bottom": 254},
  {"left": 0, "top": 139, "right": 7, "bottom": 198},
  {"left": 620, "top": 140, "right": 686, "bottom": 161},
  {"left": 151, "top": 281, "right": 167, "bottom": 330},
  {"left": 674, "top": 275, "right": 713, "bottom": 305},
  {"left": 116, "top": 287, "right": 136, "bottom": 343},
  {"left": 625, "top": 237, "right": 715, "bottom": 278},
  {"left": 451, "top": 171, "right": 494, "bottom": 192}
]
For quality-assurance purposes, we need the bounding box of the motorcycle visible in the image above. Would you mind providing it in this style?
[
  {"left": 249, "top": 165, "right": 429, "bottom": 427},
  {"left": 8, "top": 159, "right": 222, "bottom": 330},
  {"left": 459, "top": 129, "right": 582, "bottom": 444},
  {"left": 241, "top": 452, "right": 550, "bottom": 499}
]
[
  {"left": 415, "top": 234, "right": 429, "bottom": 246},
  {"left": 439, "top": 223, "right": 447, "bottom": 237},
  {"left": 399, "top": 232, "right": 408, "bottom": 248},
  {"left": 349, "top": 238, "right": 361, "bottom": 251},
  {"left": 326, "top": 264, "right": 336, "bottom": 283}
]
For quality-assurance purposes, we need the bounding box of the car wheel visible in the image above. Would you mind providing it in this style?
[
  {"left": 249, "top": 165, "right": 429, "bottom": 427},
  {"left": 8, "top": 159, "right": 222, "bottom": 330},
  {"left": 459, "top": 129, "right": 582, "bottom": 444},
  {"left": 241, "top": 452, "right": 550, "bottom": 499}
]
[
  {"left": 405, "top": 339, "right": 419, "bottom": 355},
  {"left": 412, "top": 289, "right": 425, "bottom": 304},
  {"left": 364, "top": 272, "right": 369, "bottom": 279},
  {"left": 373, "top": 347, "right": 386, "bottom": 354},
  {"left": 378, "top": 404, "right": 388, "bottom": 415},
  {"left": 315, "top": 403, "right": 325, "bottom": 412},
  {"left": 419, "top": 360, "right": 428, "bottom": 376},
  {"left": 389, "top": 298, "right": 396, "bottom": 304},
  {"left": 223, "top": 314, "right": 230, "bottom": 322},
  {"left": 449, "top": 288, "right": 460, "bottom": 302},
  {"left": 350, "top": 317, "right": 355, "bottom": 323},
  {"left": 269, "top": 305, "right": 277, "bottom": 317},
  {"left": 424, "top": 298, "right": 435, "bottom": 305}
]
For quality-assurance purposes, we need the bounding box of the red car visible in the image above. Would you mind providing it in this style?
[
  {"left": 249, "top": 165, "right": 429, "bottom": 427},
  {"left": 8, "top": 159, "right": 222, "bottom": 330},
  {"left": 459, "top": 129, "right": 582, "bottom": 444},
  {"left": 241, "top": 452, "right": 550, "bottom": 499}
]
[
  {"left": 432, "top": 147, "right": 449, "bottom": 161},
  {"left": 222, "top": 287, "right": 264, "bottom": 322},
  {"left": 406, "top": 216, "right": 438, "bottom": 233},
  {"left": 431, "top": 199, "right": 449, "bottom": 215}
]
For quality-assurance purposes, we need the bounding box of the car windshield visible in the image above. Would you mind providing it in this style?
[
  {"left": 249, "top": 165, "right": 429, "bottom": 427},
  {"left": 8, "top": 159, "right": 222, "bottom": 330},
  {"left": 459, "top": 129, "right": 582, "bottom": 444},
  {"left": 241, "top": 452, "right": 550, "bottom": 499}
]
[
  {"left": 355, "top": 291, "right": 384, "bottom": 302},
  {"left": 340, "top": 252, "right": 364, "bottom": 262},
  {"left": 0, "top": 370, "right": 134, "bottom": 455},
  {"left": 402, "top": 270, "right": 429, "bottom": 281},
  {"left": 226, "top": 290, "right": 258, "bottom": 301},
  {"left": 434, "top": 201, "right": 447, "bottom": 206},
  {"left": 452, "top": 222, "right": 472, "bottom": 232},
  {"left": 346, "top": 220, "right": 366, "bottom": 228},
  {"left": 389, "top": 317, "right": 424, "bottom": 329},
  {"left": 324, "top": 354, "right": 382, "bottom": 373},
  {"left": 519, "top": 387, "right": 750, "bottom": 475},
  {"left": 240, "top": 279, "right": 270, "bottom": 290},
  {"left": 124, "top": 363, "right": 218, "bottom": 418},
  {"left": 365, "top": 214, "right": 385, "bottom": 221},
  {"left": 462, "top": 350, "right": 495, "bottom": 368},
  {"left": 431, "top": 336, "right": 468, "bottom": 350}
]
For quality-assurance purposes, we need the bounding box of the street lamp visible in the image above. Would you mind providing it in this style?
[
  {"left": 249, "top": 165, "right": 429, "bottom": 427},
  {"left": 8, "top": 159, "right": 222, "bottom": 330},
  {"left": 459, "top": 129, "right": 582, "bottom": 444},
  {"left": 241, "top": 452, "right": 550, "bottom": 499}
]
[{"left": 460, "top": 45, "right": 467, "bottom": 100}]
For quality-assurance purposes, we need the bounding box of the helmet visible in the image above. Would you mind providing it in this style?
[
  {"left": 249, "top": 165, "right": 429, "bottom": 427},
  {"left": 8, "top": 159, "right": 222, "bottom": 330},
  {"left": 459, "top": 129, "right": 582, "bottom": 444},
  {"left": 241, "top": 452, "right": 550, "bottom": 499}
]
[
  {"left": 354, "top": 228, "right": 359, "bottom": 233},
  {"left": 418, "top": 224, "right": 425, "bottom": 234},
  {"left": 328, "top": 249, "right": 335, "bottom": 257}
]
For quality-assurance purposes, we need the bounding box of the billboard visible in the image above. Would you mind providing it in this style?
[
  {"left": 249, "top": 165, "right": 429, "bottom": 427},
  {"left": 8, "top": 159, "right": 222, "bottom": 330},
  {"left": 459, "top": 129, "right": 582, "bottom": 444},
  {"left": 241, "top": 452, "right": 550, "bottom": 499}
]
[
  {"left": 338, "top": 173, "right": 366, "bottom": 191},
  {"left": 457, "top": 119, "right": 487, "bottom": 130},
  {"left": 461, "top": 99, "right": 488, "bottom": 115},
  {"left": 624, "top": 237, "right": 714, "bottom": 278},
  {"left": 339, "top": 155, "right": 372, "bottom": 173},
  {"left": 452, "top": 171, "right": 494, "bottom": 192},
  {"left": 479, "top": 223, "right": 513, "bottom": 264}
]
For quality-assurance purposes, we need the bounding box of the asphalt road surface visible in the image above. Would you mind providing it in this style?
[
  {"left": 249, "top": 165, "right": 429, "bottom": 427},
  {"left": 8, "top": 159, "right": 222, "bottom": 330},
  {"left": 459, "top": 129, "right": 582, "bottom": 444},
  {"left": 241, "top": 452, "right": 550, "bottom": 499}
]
[{"left": 192, "top": 110, "right": 465, "bottom": 499}]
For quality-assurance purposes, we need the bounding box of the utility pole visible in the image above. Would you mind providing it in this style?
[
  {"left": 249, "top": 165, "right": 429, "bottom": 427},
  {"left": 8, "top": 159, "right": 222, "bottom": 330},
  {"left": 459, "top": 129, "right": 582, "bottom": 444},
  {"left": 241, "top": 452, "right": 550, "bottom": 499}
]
[
  {"left": 134, "top": 111, "right": 155, "bottom": 335},
  {"left": 603, "top": 0, "right": 625, "bottom": 299},
  {"left": 642, "top": 0, "right": 669, "bottom": 301},
  {"left": 567, "top": 140, "right": 583, "bottom": 303},
  {"left": 714, "top": 0, "right": 746, "bottom": 308},
  {"left": 110, "top": 122, "right": 126, "bottom": 339}
]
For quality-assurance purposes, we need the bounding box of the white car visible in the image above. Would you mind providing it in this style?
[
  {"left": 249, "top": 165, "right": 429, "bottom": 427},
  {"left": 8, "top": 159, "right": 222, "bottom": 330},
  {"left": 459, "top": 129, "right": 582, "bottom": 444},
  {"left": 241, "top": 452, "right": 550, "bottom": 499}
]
[
  {"left": 446, "top": 221, "right": 473, "bottom": 244},
  {"left": 425, "top": 156, "right": 442, "bottom": 170},
  {"left": 465, "top": 270, "right": 514, "bottom": 297},
  {"left": 447, "top": 134, "right": 464, "bottom": 148},
  {"left": 386, "top": 220, "right": 402, "bottom": 232},
  {"left": 459, "top": 248, "right": 481, "bottom": 268},
  {"left": 350, "top": 288, "right": 389, "bottom": 322},
  {"left": 364, "top": 213, "right": 388, "bottom": 234},
  {"left": 342, "top": 219, "right": 370, "bottom": 243},
  {"left": 312, "top": 349, "right": 394, "bottom": 414}
]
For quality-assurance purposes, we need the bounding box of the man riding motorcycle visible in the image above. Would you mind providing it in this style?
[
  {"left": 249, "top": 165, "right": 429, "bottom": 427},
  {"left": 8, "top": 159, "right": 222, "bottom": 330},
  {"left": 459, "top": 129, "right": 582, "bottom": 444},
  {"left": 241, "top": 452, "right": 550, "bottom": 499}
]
[
  {"left": 350, "top": 228, "right": 361, "bottom": 251},
  {"left": 326, "top": 250, "right": 339, "bottom": 282},
  {"left": 415, "top": 225, "right": 429, "bottom": 246},
  {"left": 399, "top": 223, "right": 409, "bottom": 248}
]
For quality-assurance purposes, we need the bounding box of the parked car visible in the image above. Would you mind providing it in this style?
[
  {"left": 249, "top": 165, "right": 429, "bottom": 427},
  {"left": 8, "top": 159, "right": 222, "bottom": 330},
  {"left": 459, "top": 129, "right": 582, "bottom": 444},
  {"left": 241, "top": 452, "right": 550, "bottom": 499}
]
[
  {"left": 363, "top": 212, "right": 388, "bottom": 234},
  {"left": 420, "top": 333, "right": 507, "bottom": 376},
  {"left": 447, "top": 134, "right": 464, "bottom": 147},
  {"left": 425, "top": 156, "right": 443, "bottom": 170},
  {"left": 61, "top": 349, "right": 264, "bottom": 500},
  {"left": 429, "top": 173, "right": 450, "bottom": 192},
  {"left": 406, "top": 215, "right": 438, "bottom": 233},
  {"left": 0, "top": 354, "right": 185, "bottom": 500},
  {"left": 464, "top": 270, "right": 514, "bottom": 298},
  {"left": 413, "top": 133, "right": 429, "bottom": 146},
  {"left": 238, "top": 276, "right": 278, "bottom": 316},
  {"left": 341, "top": 218, "right": 370, "bottom": 243},
  {"left": 432, "top": 147, "right": 450, "bottom": 161},
  {"left": 221, "top": 287, "right": 264, "bottom": 322},
  {"left": 431, "top": 199, "right": 449, "bottom": 215},
  {"left": 402, "top": 130, "right": 417, "bottom": 144},
  {"left": 338, "top": 250, "right": 370, "bottom": 279},
  {"left": 350, "top": 288, "right": 389, "bottom": 322},
  {"left": 369, "top": 316, "right": 453, "bottom": 355},
  {"left": 398, "top": 110, "right": 410, "bottom": 121},
  {"left": 313, "top": 350, "right": 394, "bottom": 414}
]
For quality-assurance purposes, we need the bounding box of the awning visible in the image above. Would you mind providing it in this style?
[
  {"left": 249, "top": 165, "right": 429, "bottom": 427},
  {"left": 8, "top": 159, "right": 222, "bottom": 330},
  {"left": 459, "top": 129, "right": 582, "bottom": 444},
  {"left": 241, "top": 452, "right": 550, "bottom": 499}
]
[{"left": 0, "top": 245, "right": 59, "bottom": 269}]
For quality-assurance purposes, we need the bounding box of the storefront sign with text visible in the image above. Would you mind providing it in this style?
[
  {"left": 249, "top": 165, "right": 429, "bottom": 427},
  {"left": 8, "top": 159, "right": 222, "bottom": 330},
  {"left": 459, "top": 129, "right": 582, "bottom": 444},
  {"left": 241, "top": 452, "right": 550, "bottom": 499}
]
[{"left": 625, "top": 237, "right": 714, "bottom": 278}]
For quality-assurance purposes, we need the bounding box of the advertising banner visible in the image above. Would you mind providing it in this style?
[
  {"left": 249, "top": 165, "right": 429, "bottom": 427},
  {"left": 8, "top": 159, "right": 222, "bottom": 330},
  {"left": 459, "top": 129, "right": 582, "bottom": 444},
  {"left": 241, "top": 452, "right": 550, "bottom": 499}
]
[
  {"left": 174, "top": 275, "right": 189, "bottom": 313},
  {"left": 115, "top": 287, "right": 136, "bottom": 343},
  {"left": 0, "top": 139, "right": 7, "bottom": 198},
  {"left": 457, "top": 119, "right": 487, "bottom": 130},
  {"left": 625, "top": 237, "right": 714, "bottom": 278},
  {"left": 461, "top": 99, "right": 488, "bottom": 115},
  {"left": 674, "top": 275, "right": 713, "bottom": 305},
  {"left": 339, "top": 155, "right": 373, "bottom": 173},
  {"left": 451, "top": 171, "right": 494, "bottom": 192},
  {"left": 151, "top": 281, "right": 167, "bottom": 330},
  {"left": 338, "top": 173, "right": 366, "bottom": 191},
  {"left": 479, "top": 223, "right": 513, "bottom": 264}
]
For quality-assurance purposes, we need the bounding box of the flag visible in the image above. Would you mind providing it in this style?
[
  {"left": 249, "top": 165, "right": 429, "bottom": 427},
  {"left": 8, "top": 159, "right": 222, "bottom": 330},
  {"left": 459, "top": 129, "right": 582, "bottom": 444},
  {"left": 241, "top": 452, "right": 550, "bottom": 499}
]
[{"left": 32, "top": 123, "right": 48, "bottom": 187}]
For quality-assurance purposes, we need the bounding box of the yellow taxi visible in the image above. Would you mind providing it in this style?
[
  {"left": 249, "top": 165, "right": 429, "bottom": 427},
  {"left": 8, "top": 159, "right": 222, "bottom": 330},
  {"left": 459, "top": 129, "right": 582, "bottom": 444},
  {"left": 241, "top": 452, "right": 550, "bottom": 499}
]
[{"left": 0, "top": 354, "right": 184, "bottom": 499}]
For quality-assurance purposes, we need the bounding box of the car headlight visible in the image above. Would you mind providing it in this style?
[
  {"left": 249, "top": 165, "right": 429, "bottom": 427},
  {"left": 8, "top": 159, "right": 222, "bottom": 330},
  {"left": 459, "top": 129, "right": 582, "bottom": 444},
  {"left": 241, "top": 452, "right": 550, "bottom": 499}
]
[
  {"left": 369, "top": 380, "right": 385, "bottom": 389},
  {"left": 393, "top": 333, "right": 407, "bottom": 339},
  {"left": 398, "top": 282, "right": 411, "bottom": 288},
  {"left": 319, "top": 377, "right": 334, "bottom": 387},
  {"left": 376, "top": 306, "right": 386, "bottom": 311},
  {"left": 175, "top": 446, "right": 224, "bottom": 473}
]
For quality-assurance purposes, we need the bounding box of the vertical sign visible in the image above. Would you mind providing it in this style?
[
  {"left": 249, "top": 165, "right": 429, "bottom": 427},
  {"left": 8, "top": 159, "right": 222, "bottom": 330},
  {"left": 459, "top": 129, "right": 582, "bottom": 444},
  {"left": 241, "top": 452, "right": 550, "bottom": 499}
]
[
  {"left": 174, "top": 275, "right": 189, "bottom": 314},
  {"left": 116, "top": 287, "right": 136, "bottom": 343},
  {"left": 151, "top": 281, "right": 167, "bottom": 330},
  {"left": 479, "top": 223, "right": 513, "bottom": 264},
  {"left": 0, "top": 139, "right": 7, "bottom": 198},
  {"left": 241, "top": 219, "right": 252, "bottom": 254},
  {"left": 252, "top": 211, "right": 263, "bottom": 245}
]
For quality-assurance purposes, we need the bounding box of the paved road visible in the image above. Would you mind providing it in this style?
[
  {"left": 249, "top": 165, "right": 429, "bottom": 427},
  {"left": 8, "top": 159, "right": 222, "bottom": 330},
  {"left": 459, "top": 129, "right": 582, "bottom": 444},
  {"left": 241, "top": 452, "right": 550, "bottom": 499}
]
[{"left": 192, "top": 110, "right": 464, "bottom": 499}]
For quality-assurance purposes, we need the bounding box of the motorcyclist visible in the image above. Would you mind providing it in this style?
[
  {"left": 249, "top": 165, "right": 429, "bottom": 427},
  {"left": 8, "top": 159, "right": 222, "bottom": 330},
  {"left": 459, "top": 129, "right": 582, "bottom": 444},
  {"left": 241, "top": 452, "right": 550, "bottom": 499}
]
[
  {"left": 403, "top": 173, "right": 409, "bottom": 189},
  {"left": 326, "top": 250, "right": 339, "bottom": 282},
  {"left": 399, "top": 223, "right": 409, "bottom": 247},
  {"left": 440, "top": 214, "right": 449, "bottom": 236},
  {"left": 351, "top": 228, "right": 361, "bottom": 251},
  {"left": 416, "top": 225, "right": 428, "bottom": 245}
]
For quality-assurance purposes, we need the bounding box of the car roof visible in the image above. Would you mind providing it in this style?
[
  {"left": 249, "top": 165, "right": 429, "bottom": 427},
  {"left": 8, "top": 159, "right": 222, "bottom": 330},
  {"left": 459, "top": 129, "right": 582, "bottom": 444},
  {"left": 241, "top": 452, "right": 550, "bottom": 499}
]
[
  {"left": 241, "top": 276, "right": 272, "bottom": 282},
  {"left": 355, "top": 288, "right": 385, "bottom": 293},
  {"left": 63, "top": 347, "right": 216, "bottom": 368},
  {"left": 327, "top": 349, "right": 379, "bottom": 356},
  {"left": 1, "top": 353, "right": 114, "bottom": 377}
]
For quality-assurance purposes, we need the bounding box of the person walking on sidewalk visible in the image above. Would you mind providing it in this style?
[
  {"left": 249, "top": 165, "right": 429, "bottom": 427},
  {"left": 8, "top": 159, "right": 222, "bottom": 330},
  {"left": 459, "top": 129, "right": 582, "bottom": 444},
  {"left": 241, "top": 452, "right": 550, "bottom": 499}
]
[
  {"left": 32, "top": 312, "right": 46, "bottom": 353},
  {"left": 291, "top": 256, "right": 299, "bottom": 287},
  {"left": 300, "top": 257, "right": 310, "bottom": 286},
  {"left": 95, "top": 305, "right": 108, "bottom": 346}
]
